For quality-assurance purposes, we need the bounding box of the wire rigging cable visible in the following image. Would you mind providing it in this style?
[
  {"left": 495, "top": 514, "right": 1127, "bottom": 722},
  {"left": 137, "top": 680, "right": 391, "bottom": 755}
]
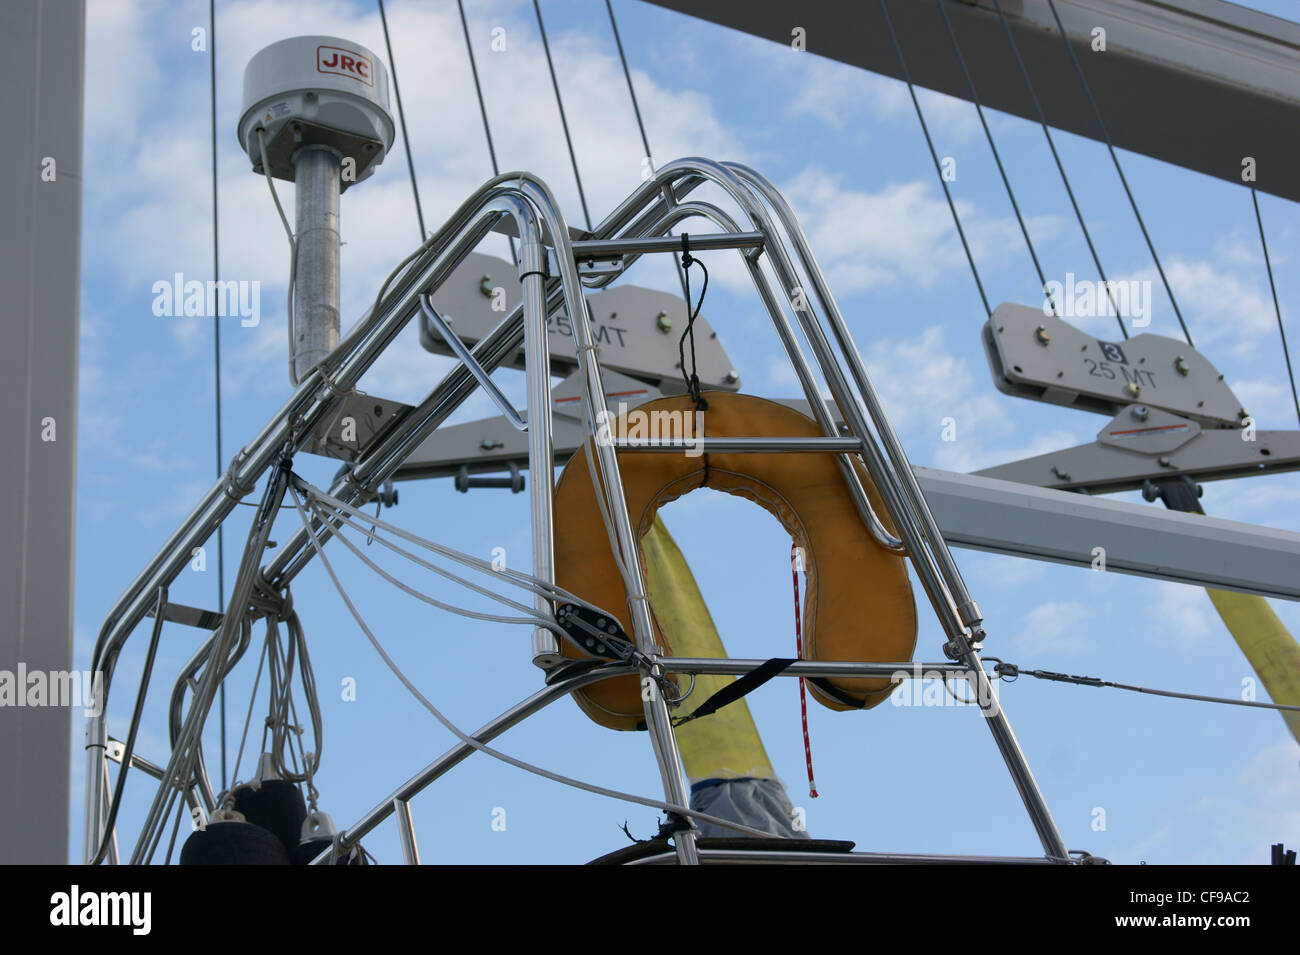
[
  {"left": 377, "top": 0, "right": 427, "bottom": 241},
  {"left": 603, "top": 0, "right": 696, "bottom": 336},
  {"left": 1044, "top": 0, "right": 1192, "bottom": 347},
  {"left": 605, "top": 0, "right": 651, "bottom": 163},
  {"left": 876, "top": 0, "right": 990, "bottom": 317},
  {"left": 533, "top": 0, "right": 593, "bottom": 230},
  {"left": 932, "top": 0, "right": 1055, "bottom": 317},
  {"left": 990, "top": 0, "right": 1124, "bottom": 338},
  {"left": 1251, "top": 190, "right": 1300, "bottom": 429},
  {"left": 305, "top": 497, "right": 572, "bottom": 632},
  {"left": 292, "top": 476, "right": 619, "bottom": 634},
  {"left": 455, "top": 0, "right": 515, "bottom": 262},
  {"left": 457, "top": 0, "right": 502, "bottom": 176},
  {"left": 992, "top": 659, "right": 1300, "bottom": 714},
  {"left": 207, "top": 0, "right": 228, "bottom": 792},
  {"left": 285, "top": 482, "right": 772, "bottom": 841},
  {"left": 255, "top": 127, "right": 300, "bottom": 383}
]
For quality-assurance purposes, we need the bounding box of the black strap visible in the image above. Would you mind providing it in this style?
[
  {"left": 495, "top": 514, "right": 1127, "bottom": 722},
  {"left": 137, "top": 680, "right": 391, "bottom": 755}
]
[
  {"left": 673, "top": 657, "right": 796, "bottom": 726},
  {"left": 807, "top": 677, "right": 867, "bottom": 709}
]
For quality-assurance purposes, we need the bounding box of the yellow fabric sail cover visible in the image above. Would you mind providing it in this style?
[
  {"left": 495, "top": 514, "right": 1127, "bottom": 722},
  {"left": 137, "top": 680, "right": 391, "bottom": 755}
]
[
  {"left": 1205, "top": 589, "right": 1300, "bottom": 745},
  {"left": 641, "top": 515, "right": 776, "bottom": 781},
  {"left": 553, "top": 392, "right": 918, "bottom": 731}
]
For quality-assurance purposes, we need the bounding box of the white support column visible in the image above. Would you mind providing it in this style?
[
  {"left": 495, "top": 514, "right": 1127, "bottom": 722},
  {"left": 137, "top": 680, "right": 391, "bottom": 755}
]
[{"left": 0, "top": 0, "right": 84, "bottom": 864}]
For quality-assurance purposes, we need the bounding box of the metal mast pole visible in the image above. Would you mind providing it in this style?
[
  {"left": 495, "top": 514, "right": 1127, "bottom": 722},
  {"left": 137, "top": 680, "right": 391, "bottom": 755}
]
[{"left": 292, "top": 145, "right": 343, "bottom": 383}]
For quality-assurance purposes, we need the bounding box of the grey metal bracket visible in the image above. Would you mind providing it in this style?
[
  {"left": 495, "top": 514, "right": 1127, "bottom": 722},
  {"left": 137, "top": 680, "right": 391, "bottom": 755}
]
[
  {"left": 976, "top": 419, "right": 1300, "bottom": 494},
  {"left": 420, "top": 252, "right": 742, "bottom": 393},
  {"left": 145, "top": 601, "right": 224, "bottom": 632},
  {"left": 394, "top": 368, "right": 662, "bottom": 481},
  {"left": 393, "top": 384, "right": 846, "bottom": 483},
  {"left": 979, "top": 303, "right": 1300, "bottom": 493},
  {"left": 252, "top": 118, "right": 383, "bottom": 193},
  {"left": 303, "top": 391, "right": 412, "bottom": 462},
  {"left": 983, "top": 303, "right": 1245, "bottom": 427}
]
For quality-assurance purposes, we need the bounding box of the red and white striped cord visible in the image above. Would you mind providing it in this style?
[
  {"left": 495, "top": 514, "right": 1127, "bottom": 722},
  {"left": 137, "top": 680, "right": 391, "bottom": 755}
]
[{"left": 791, "top": 544, "right": 818, "bottom": 798}]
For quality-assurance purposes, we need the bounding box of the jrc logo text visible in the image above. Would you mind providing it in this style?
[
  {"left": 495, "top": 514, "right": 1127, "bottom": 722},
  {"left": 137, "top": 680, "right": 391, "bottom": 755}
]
[{"left": 317, "top": 45, "right": 372, "bottom": 85}]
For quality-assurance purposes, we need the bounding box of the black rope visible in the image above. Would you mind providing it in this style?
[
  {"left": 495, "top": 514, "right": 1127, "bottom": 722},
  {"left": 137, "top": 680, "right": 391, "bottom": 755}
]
[
  {"left": 1044, "top": 0, "right": 1191, "bottom": 346},
  {"left": 877, "top": 0, "right": 990, "bottom": 317},
  {"left": 378, "top": 0, "right": 426, "bottom": 240},
  {"left": 533, "top": 0, "right": 592, "bottom": 230},
  {"left": 1251, "top": 189, "right": 1300, "bottom": 429},
  {"left": 208, "top": 0, "right": 227, "bottom": 792},
  {"left": 990, "top": 0, "right": 1124, "bottom": 337},
  {"left": 677, "top": 235, "right": 710, "bottom": 410},
  {"left": 457, "top": 0, "right": 500, "bottom": 176},
  {"left": 678, "top": 235, "right": 710, "bottom": 487},
  {"left": 606, "top": 0, "right": 651, "bottom": 162},
  {"left": 933, "top": 0, "right": 1055, "bottom": 316}
]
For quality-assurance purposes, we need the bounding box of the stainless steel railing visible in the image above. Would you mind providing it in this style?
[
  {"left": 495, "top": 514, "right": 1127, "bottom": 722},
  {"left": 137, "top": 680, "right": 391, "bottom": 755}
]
[{"left": 86, "top": 160, "right": 1069, "bottom": 865}]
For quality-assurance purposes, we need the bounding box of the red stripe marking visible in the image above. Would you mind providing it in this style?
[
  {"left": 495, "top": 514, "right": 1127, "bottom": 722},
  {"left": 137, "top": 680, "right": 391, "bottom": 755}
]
[
  {"left": 1108, "top": 423, "right": 1189, "bottom": 437},
  {"left": 554, "top": 389, "right": 648, "bottom": 404}
]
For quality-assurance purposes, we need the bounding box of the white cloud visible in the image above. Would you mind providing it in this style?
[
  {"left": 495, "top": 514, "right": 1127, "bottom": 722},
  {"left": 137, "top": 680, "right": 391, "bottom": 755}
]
[
  {"left": 1206, "top": 476, "right": 1300, "bottom": 532},
  {"left": 782, "top": 169, "right": 1061, "bottom": 296},
  {"left": 1212, "top": 230, "right": 1262, "bottom": 269},
  {"left": 1232, "top": 376, "right": 1289, "bottom": 420},
  {"left": 1014, "top": 600, "right": 1091, "bottom": 656},
  {"left": 785, "top": 62, "right": 982, "bottom": 143},
  {"left": 1147, "top": 580, "right": 1215, "bottom": 645},
  {"left": 856, "top": 324, "right": 1087, "bottom": 471},
  {"left": 1185, "top": 737, "right": 1300, "bottom": 864},
  {"left": 1118, "top": 259, "right": 1277, "bottom": 358}
]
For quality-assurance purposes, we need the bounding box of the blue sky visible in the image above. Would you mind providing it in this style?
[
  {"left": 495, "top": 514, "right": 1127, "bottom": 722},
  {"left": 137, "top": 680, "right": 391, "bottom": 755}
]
[{"left": 73, "top": 0, "right": 1300, "bottom": 864}]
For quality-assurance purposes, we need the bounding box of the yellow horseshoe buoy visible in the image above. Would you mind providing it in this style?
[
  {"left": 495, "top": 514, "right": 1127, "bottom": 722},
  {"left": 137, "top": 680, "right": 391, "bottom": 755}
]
[{"left": 553, "top": 392, "right": 918, "bottom": 731}]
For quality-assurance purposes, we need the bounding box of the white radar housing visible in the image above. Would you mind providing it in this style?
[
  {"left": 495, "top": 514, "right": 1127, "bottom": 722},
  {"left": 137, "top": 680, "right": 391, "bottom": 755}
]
[{"left": 238, "top": 35, "right": 395, "bottom": 191}]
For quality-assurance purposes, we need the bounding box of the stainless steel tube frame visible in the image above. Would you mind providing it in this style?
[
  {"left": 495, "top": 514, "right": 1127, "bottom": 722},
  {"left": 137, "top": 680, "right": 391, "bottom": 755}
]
[
  {"left": 511, "top": 175, "right": 700, "bottom": 865},
  {"left": 725, "top": 162, "right": 984, "bottom": 631},
  {"left": 310, "top": 662, "right": 635, "bottom": 861},
  {"left": 726, "top": 162, "right": 1065, "bottom": 859},
  {"left": 660, "top": 658, "right": 973, "bottom": 678},
  {"left": 393, "top": 799, "right": 420, "bottom": 865},
  {"left": 627, "top": 198, "right": 904, "bottom": 552},
  {"left": 85, "top": 160, "right": 1066, "bottom": 864},
  {"left": 417, "top": 294, "right": 527, "bottom": 432},
  {"left": 86, "top": 174, "right": 563, "bottom": 861},
  {"left": 91, "top": 173, "right": 551, "bottom": 689},
  {"left": 629, "top": 849, "right": 1062, "bottom": 865},
  {"left": 613, "top": 437, "right": 863, "bottom": 453},
  {"left": 596, "top": 160, "right": 954, "bottom": 613},
  {"left": 576, "top": 157, "right": 1064, "bottom": 860},
  {"left": 518, "top": 236, "right": 559, "bottom": 667}
]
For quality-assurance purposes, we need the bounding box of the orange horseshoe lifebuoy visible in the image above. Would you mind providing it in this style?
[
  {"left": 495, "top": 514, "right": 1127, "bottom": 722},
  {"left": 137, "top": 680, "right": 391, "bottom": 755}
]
[{"left": 553, "top": 392, "right": 918, "bottom": 731}]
